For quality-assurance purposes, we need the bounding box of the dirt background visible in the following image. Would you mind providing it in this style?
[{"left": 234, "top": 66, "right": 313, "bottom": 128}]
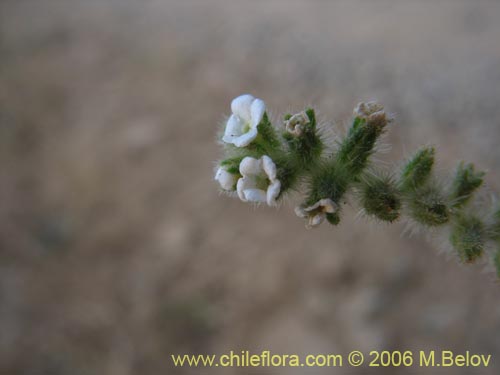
[{"left": 1, "top": 1, "right": 500, "bottom": 374}]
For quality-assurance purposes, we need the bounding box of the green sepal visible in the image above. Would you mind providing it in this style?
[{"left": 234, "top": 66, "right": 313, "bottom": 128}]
[
  {"left": 494, "top": 250, "right": 500, "bottom": 279},
  {"left": 305, "top": 108, "right": 317, "bottom": 130},
  {"left": 450, "top": 162, "right": 485, "bottom": 208},
  {"left": 359, "top": 171, "right": 401, "bottom": 222},
  {"left": 304, "top": 160, "right": 351, "bottom": 225},
  {"left": 272, "top": 154, "right": 301, "bottom": 197},
  {"left": 326, "top": 212, "right": 341, "bottom": 226},
  {"left": 220, "top": 156, "right": 245, "bottom": 174},
  {"left": 337, "top": 115, "right": 387, "bottom": 177},
  {"left": 306, "top": 160, "right": 350, "bottom": 206},
  {"left": 450, "top": 213, "right": 485, "bottom": 263},
  {"left": 407, "top": 183, "right": 450, "bottom": 226},
  {"left": 492, "top": 208, "right": 500, "bottom": 241},
  {"left": 249, "top": 112, "right": 281, "bottom": 154},
  {"left": 399, "top": 146, "right": 435, "bottom": 192}
]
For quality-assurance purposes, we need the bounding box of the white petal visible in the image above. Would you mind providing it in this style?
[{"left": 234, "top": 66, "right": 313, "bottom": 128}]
[
  {"left": 231, "top": 94, "right": 254, "bottom": 122},
  {"left": 303, "top": 200, "right": 322, "bottom": 213},
  {"left": 262, "top": 155, "right": 277, "bottom": 181},
  {"left": 266, "top": 180, "right": 281, "bottom": 206},
  {"left": 214, "top": 167, "right": 222, "bottom": 181},
  {"left": 239, "top": 156, "right": 262, "bottom": 177},
  {"left": 236, "top": 177, "right": 247, "bottom": 201},
  {"left": 308, "top": 213, "right": 325, "bottom": 228},
  {"left": 222, "top": 114, "right": 246, "bottom": 143},
  {"left": 319, "top": 198, "right": 337, "bottom": 213},
  {"left": 286, "top": 123, "right": 304, "bottom": 136},
  {"left": 250, "top": 98, "right": 266, "bottom": 128},
  {"left": 232, "top": 128, "right": 258, "bottom": 147},
  {"left": 215, "top": 167, "right": 236, "bottom": 191},
  {"left": 294, "top": 206, "right": 308, "bottom": 218},
  {"left": 243, "top": 188, "right": 267, "bottom": 203}
]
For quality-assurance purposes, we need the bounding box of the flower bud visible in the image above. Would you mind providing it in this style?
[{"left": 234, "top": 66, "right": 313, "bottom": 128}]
[
  {"left": 353, "top": 101, "right": 390, "bottom": 129},
  {"left": 214, "top": 166, "right": 239, "bottom": 191},
  {"left": 284, "top": 111, "right": 309, "bottom": 136}
]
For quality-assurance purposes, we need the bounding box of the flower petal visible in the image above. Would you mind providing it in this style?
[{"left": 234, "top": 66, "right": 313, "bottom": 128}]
[
  {"left": 262, "top": 155, "right": 277, "bottom": 181},
  {"left": 308, "top": 213, "right": 325, "bottom": 228},
  {"left": 284, "top": 111, "right": 308, "bottom": 136},
  {"left": 232, "top": 128, "right": 258, "bottom": 147},
  {"left": 303, "top": 200, "right": 322, "bottom": 213},
  {"left": 266, "top": 180, "right": 281, "bottom": 206},
  {"left": 236, "top": 177, "right": 247, "bottom": 201},
  {"left": 243, "top": 188, "right": 267, "bottom": 203},
  {"left": 239, "top": 156, "right": 262, "bottom": 176},
  {"left": 215, "top": 167, "right": 237, "bottom": 191},
  {"left": 319, "top": 198, "right": 337, "bottom": 213},
  {"left": 250, "top": 98, "right": 266, "bottom": 128},
  {"left": 222, "top": 115, "right": 245, "bottom": 143},
  {"left": 231, "top": 94, "right": 254, "bottom": 122},
  {"left": 295, "top": 205, "right": 309, "bottom": 218}
]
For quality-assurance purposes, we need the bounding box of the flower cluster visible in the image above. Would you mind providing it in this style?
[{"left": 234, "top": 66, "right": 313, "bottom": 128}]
[
  {"left": 214, "top": 94, "right": 283, "bottom": 206},
  {"left": 214, "top": 94, "right": 500, "bottom": 280}
]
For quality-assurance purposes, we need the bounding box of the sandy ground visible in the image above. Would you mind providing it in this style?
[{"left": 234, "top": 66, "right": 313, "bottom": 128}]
[{"left": 1, "top": 1, "right": 500, "bottom": 374}]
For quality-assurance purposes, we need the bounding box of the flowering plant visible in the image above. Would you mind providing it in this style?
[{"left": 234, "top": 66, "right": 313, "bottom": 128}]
[{"left": 215, "top": 94, "right": 500, "bottom": 278}]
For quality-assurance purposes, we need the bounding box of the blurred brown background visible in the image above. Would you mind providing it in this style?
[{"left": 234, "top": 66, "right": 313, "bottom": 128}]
[{"left": 1, "top": 1, "right": 500, "bottom": 374}]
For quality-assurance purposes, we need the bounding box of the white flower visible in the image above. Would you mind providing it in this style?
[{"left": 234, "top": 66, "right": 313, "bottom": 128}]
[
  {"left": 285, "top": 111, "right": 309, "bottom": 136},
  {"left": 237, "top": 155, "right": 281, "bottom": 206},
  {"left": 214, "top": 166, "right": 238, "bottom": 191},
  {"left": 222, "top": 94, "right": 266, "bottom": 147},
  {"left": 295, "top": 198, "right": 338, "bottom": 229}
]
